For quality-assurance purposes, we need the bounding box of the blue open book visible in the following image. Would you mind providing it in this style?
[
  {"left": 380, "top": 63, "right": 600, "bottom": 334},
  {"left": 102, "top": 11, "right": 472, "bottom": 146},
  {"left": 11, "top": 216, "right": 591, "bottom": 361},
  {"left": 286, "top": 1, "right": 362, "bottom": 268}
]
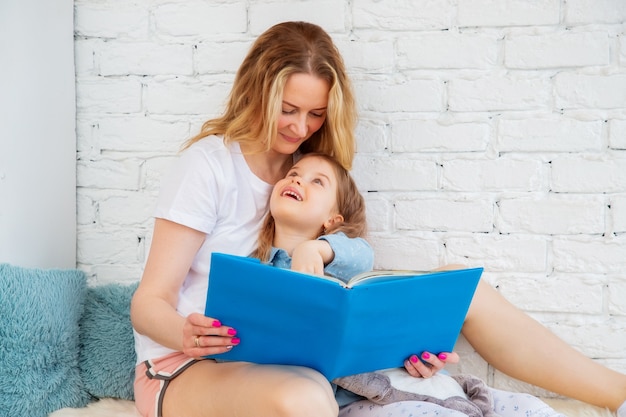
[{"left": 204, "top": 252, "right": 483, "bottom": 380}]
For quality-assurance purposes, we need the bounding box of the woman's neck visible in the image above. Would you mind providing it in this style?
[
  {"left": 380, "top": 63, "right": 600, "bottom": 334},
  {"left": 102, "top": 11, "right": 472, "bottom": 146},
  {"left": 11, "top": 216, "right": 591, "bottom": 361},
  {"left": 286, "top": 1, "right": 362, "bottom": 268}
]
[{"left": 240, "top": 143, "right": 293, "bottom": 185}]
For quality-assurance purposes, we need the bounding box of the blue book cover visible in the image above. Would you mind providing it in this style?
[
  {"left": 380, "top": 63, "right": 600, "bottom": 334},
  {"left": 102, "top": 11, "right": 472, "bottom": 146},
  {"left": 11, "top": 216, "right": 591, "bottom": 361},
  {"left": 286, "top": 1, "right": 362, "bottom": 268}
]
[{"left": 204, "top": 252, "right": 483, "bottom": 380}]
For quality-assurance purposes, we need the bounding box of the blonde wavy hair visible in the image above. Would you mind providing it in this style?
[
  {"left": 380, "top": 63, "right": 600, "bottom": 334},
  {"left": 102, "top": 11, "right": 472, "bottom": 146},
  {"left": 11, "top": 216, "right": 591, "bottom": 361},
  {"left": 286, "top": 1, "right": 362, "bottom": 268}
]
[
  {"left": 251, "top": 153, "right": 367, "bottom": 262},
  {"left": 183, "top": 21, "right": 357, "bottom": 170}
]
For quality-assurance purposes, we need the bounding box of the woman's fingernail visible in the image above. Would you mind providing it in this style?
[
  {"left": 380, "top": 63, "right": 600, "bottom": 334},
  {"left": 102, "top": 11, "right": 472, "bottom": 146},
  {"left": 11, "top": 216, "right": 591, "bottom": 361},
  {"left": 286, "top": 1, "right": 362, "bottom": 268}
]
[
  {"left": 212, "top": 320, "right": 221, "bottom": 327},
  {"left": 231, "top": 337, "right": 240, "bottom": 344},
  {"left": 410, "top": 355, "right": 418, "bottom": 363},
  {"left": 227, "top": 328, "right": 237, "bottom": 336},
  {"left": 438, "top": 353, "right": 447, "bottom": 361},
  {"left": 422, "top": 352, "right": 431, "bottom": 359}
]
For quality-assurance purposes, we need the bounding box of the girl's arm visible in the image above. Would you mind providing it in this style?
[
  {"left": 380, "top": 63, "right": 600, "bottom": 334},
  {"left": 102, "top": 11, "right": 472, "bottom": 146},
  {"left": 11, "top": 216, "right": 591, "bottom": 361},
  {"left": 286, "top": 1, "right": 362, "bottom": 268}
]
[
  {"left": 319, "top": 234, "right": 374, "bottom": 282},
  {"left": 290, "top": 233, "right": 374, "bottom": 282}
]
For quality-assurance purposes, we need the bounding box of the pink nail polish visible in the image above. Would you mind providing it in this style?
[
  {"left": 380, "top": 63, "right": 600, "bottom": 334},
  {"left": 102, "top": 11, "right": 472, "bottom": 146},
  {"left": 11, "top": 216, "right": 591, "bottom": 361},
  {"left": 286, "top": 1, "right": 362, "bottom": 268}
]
[
  {"left": 422, "top": 352, "right": 430, "bottom": 359},
  {"left": 212, "top": 320, "right": 221, "bottom": 327},
  {"left": 410, "top": 355, "right": 418, "bottom": 363},
  {"left": 231, "top": 337, "right": 240, "bottom": 344},
  {"left": 227, "top": 328, "right": 237, "bottom": 336},
  {"left": 438, "top": 353, "right": 447, "bottom": 361}
]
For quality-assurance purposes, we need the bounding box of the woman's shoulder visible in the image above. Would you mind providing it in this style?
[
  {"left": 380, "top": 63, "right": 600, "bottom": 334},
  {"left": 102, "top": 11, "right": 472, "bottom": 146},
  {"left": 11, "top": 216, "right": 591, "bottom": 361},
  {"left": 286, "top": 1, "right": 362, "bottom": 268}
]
[
  {"left": 185, "top": 135, "right": 230, "bottom": 155},
  {"left": 181, "top": 136, "right": 240, "bottom": 167}
]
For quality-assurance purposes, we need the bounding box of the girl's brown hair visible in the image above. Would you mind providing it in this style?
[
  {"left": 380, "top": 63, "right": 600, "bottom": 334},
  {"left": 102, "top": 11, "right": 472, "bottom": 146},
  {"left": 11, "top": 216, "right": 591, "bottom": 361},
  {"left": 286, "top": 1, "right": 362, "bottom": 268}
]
[
  {"left": 183, "top": 21, "right": 357, "bottom": 170},
  {"left": 252, "top": 153, "right": 367, "bottom": 262}
]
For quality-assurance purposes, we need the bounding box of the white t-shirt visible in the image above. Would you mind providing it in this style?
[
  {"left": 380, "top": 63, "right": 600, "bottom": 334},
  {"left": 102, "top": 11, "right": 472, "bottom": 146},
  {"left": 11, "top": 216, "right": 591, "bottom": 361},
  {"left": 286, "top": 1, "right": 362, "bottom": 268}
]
[{"left": 133, "top": 135, "right": 273, "bottom": 363}]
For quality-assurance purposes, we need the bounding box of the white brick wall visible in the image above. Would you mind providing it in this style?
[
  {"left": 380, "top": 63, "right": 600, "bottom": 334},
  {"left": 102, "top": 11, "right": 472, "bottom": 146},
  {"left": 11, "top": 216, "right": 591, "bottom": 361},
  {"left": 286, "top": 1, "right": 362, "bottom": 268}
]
[{"left": 73, "top": 0, "right": 626, "bottom": 392}]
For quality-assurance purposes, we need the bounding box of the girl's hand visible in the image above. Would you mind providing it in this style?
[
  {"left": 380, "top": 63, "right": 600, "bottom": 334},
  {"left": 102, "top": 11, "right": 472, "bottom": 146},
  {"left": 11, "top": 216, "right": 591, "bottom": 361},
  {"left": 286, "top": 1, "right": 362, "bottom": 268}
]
[
  {"left": 403, "top": 351, "right": 460, "bottom": 378},
  {"left": 182, "top": 312, "right": 240, "bottom": 359},
  {"left": 291, "top": 240, "right": 331, "bottom": 275}
]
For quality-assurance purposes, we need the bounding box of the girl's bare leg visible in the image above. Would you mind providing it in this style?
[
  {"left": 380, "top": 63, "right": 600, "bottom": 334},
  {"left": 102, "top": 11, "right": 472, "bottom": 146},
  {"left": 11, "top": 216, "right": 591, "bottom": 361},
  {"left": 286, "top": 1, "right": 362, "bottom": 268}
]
[
  {"left": 162, "top": 360, "right": 338, "bottom": 417},
  {"left": 463, "top": 280, "right": 626, "bottom": 411}
]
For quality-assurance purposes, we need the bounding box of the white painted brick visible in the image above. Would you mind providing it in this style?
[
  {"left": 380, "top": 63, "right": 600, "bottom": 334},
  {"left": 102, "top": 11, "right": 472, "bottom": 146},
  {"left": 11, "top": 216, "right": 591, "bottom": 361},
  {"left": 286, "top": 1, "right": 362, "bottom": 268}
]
[
  {"left": 564, "top": 0, "right": 626, "bottom": 25},
  {"left": 496, "top": 275, "right": 605, "bottom": 314},
  {"left": 609, "top": 119, "right": 626, "bottom": 149},
  {"left": 395, "top": 196, "right": 494, "bottom": 232},
  {"left": 551, "top": 157, "right": 626, "bottom": 193},
  {"left": 76, "top": 159, "right": 141, "bottom": 190},
  {"left": 141, "top": 155, "right": 178, "bottom": 192},
  {"left": 153, "top": 3, "right": 247, "bottom": 37},
  {"left": 442, "top": 159, "right": 543, "bottom": 192},
  {"left": 392, "top": 120, "right": 489, "bottom": 152},
  {"left": 448, "top": 76, "right": 551, "bottom": 112},
  {"left": 77, "top": 229, "right": 143, "bottom": 264},
  {"left": 355, "top": 79, "right": 444, "bottom": 112},
  {"left": 195, "top": 41, "right": 251, "bottom": 74},
  {"left": 363, "top": 195, "right": 392, "bottom": 232},
  {"left": 97, "top": 117, "right": 189, "bottom": 152},
  {"left": 76, "top": 191, "right": 97, "bottom": 226},
  {"left": 145, "top": 78, "right": 230, "bottom": 116},
  {"left": 249, "top": 1, "right": 345, "bottom": 35},
  {"left": 553, "top": 237, "right": 626, "bottom": 274},
  {"left": 74, "top": 3, "right": 149, "bottom": 39},
  {"left": 609, "top": 276, "right": 626, "bottom": 315},
  {"left": 75, "top": 120, "right": 97, "bottom": 154},
  {"left": 355, "top": 119, "right": 388, "bottom": 154},
  {"left": 505, "top": 31, "right": 610, "bottom": 69},
  {"left": 498, "top": 117, "right": 603, "bottom": 152},
  {"left": 444, "top": 235, "right": 549, "bottom": 272},
  {"left": 550, "top": 317, "right": 626, "bottom": 358},
  {"left": 352, "top": 156, "right": 438, "bottom": 191},
  {"left": 99, "top": 192, "right": 158, "bottom": 226},
  {"left": 555, "top": 73, "right": 626, "bottom": 110},
  {"left": 353, "top": 0, "right": 454, "bottom": 30},
  {"left": 498, "top": 196, "right": 605, "bottom": 234},
  {"left": 368, "top": 234, "right": 443, "bottom": 270},
  {"left": 397, "top": 33, "right": 497, "bottom": 69},
  {"left": 88, "top": 264, "right": 144, "bottom": 285},
  {"left": 612, "top": 195, "right": 626, "bottom": 233},
  {"left": 74, "top": 39, "right": 96, "bottom": 75},
  {"left": 98, "top": 42, "right": 193, "bottom": 76},
  {"left": 457, "top": 0, "right": 560, "bottom": 27},
  {"left": 336, "top": 39, "right": 395, "bottom": 73},
  {"left": 76, "top": 79, "right": 142, "bottom": 114}
]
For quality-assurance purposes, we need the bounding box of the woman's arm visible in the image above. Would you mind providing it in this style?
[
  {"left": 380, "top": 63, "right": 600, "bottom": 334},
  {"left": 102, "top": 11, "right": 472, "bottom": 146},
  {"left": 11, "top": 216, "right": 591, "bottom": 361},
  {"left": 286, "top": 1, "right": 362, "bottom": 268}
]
[{"left": 130, "top": 218, "right": 235, "bottom": 357}]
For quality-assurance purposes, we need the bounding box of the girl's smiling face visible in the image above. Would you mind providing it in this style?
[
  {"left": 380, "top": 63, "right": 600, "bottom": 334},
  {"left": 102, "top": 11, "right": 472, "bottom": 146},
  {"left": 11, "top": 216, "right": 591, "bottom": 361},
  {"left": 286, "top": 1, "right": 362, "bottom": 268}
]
[{"left": 270, "top": 155, "right": 343, "bottom": 235}]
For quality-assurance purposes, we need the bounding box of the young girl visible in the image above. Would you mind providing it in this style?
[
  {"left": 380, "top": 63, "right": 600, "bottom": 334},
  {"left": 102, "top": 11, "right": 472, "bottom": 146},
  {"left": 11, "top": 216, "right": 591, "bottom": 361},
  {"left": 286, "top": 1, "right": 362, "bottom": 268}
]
[{"left": 253, "top": 152, "right": 568, "bottom": 417}]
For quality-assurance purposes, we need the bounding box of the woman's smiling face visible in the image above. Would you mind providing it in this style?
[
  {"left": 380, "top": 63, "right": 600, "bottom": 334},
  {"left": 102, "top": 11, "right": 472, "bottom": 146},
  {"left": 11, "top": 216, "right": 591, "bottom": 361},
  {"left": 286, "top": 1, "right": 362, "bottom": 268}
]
[{"left": 272, "top": 73, "right": 330, "bottom": 156}]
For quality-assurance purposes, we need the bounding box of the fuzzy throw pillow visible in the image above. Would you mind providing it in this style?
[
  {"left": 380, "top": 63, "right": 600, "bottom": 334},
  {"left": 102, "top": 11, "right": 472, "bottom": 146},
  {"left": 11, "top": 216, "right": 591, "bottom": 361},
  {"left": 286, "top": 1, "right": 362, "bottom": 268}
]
[
  {"left": 0, "top": 263, "right": 90, "bottom": 417},
  {"left": 78, "top": 282, "right": 139, "bottom": 400}
]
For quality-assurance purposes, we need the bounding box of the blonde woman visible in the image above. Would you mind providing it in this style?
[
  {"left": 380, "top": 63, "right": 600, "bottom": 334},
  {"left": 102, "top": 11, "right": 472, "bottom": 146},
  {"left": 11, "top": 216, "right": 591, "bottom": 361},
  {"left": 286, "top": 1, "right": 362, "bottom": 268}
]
[{"left": 130, "top": 21, "right": 626, "bottom": 417}]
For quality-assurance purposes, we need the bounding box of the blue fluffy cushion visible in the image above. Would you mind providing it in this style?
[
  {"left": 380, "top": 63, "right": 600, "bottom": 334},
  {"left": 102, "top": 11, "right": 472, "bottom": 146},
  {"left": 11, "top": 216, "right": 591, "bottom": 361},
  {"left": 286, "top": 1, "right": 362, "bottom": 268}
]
[
  {"left": 78, "top": 282, "right": 138, "bottom": 400},
  {"left": 0, "top": 263, "right": 90, "bottom": 416}
]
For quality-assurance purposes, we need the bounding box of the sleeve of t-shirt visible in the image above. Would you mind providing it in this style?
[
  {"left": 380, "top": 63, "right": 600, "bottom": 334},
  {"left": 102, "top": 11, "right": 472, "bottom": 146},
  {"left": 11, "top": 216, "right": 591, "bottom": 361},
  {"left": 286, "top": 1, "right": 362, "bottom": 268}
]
[
  {"left": 154, "top": 142, "right": 224, "bottom": 234},
  {"left": 319, "top": 233, "right": 374, "bottom": 283}
]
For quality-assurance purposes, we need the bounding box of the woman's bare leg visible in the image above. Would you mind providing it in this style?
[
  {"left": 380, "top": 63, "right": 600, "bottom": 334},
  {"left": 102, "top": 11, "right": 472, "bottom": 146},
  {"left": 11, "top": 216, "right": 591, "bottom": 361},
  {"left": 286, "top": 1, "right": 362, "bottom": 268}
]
[
  {"left": 162, "top": 360, "right": 338, "bottom": 417},
  {"left": 463, "top": 279, "right": 626, "bottom": 411}
]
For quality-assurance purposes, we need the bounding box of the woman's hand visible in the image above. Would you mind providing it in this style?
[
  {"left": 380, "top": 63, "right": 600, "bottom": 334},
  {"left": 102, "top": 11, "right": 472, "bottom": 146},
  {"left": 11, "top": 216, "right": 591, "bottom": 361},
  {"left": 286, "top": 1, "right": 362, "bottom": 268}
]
[
  {"left": 403, "top": 351, "right": 460, "bottom": 378},
  {"left": 182, "top": 313, "right": 240, "bottom": 359}
]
